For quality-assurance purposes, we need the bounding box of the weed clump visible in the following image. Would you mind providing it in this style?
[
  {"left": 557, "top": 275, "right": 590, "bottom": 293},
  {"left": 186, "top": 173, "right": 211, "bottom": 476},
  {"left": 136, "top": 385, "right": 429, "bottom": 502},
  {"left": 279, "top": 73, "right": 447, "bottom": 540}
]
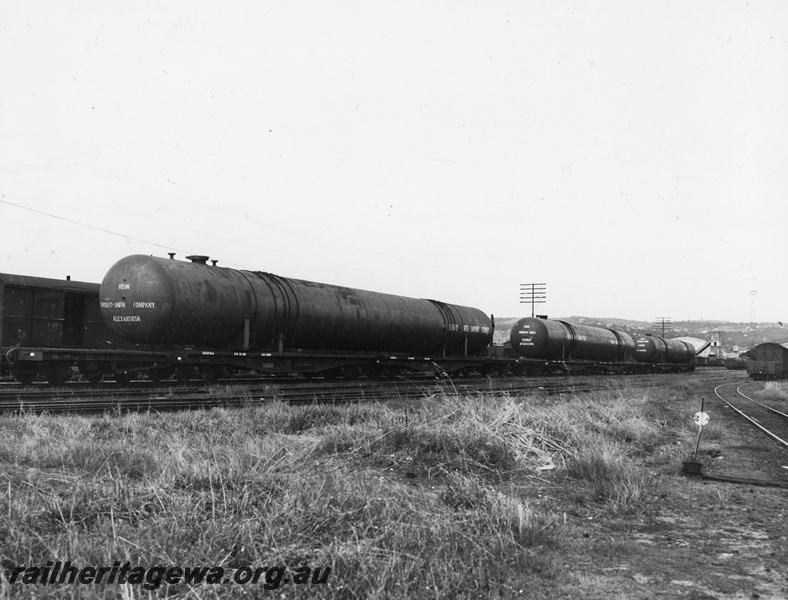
[
  {"left": 758, "top": 381, "right": 788, "bottom": 402},
  {"left": 565, "top": 436, "right": 653, "bottom": 509}
]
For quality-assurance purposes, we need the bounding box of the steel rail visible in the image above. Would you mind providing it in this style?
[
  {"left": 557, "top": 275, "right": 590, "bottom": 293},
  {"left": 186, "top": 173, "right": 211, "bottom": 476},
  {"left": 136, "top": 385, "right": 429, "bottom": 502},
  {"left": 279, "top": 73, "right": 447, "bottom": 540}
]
[
  {"left": 0, "top": 374, "right": 677, "bottom": 415},
  {"left": 736, "top": 384, "right": 788, "bottom": 420},
  {"left": 0, "top": 371, "right": 731, "bottom": 416},
  {"left": 713, "top": 383, "right": 788, "bottom": 448}
]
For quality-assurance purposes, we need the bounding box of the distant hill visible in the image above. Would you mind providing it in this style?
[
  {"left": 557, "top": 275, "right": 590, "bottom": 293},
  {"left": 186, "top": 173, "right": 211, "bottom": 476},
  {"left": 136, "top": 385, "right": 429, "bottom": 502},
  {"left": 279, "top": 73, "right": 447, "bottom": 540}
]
[{"left": 492, "top": 316, "right": 788, "bottom": 354}]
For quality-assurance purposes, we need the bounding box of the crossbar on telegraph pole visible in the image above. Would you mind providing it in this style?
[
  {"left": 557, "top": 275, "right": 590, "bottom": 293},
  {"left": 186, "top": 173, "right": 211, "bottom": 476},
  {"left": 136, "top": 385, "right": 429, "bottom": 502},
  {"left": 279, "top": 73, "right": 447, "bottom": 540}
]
[
  {"left": 520, "top": 283, "right": 546, "bottom": 318},
  {"left": 654, "top": 317, "right": 671, "bottom": 338}
]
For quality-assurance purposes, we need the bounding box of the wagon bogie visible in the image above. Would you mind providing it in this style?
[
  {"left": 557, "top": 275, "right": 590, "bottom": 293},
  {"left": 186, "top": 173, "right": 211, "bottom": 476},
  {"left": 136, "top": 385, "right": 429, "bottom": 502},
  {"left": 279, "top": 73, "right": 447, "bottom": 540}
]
[{"left": 78, "top": 361, "right": 106, "bottom": 384}]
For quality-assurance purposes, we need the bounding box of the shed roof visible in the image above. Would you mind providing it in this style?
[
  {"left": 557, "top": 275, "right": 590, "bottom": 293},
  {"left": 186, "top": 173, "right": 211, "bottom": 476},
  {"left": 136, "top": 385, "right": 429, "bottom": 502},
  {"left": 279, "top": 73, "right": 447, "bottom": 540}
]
[
  {"left": 750, "top": 342, "right": 788, "bottom": 361},
  {"left": 672, "top": 336, "right": 712, "bottom": 357}
]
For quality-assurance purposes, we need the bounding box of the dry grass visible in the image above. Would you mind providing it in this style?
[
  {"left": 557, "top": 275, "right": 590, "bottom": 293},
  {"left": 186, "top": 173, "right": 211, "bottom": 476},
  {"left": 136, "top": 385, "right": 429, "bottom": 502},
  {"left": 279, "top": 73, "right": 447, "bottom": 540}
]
[
  {"left": 0, "top": 379, "right": 706, "bottom": 598},
  {"left": 757, "top": 381, "right": 788, "bottom": 402}
]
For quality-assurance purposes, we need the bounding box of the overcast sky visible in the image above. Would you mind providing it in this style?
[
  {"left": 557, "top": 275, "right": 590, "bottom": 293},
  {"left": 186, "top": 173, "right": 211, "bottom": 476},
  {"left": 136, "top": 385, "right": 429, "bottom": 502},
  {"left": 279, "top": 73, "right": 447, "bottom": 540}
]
[{"left": 2, "top": 1, "right": 786, "bottom": 323}]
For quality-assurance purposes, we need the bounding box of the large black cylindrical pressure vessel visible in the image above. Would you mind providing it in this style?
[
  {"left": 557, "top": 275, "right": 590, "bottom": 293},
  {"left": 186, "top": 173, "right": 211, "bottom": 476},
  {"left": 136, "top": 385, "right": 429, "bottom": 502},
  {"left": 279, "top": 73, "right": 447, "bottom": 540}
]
[
  {"left": 664, "top": 340, "right": 695, "bottom": 364},
  {"left": 99, "top": 255, "right": 492, "bottom": 355},
  {"left": 509, "top": 317, "right": 635, "bottom": 361},
  {"left": 632, "top": 335, "right": 694, "bottom": 364}
]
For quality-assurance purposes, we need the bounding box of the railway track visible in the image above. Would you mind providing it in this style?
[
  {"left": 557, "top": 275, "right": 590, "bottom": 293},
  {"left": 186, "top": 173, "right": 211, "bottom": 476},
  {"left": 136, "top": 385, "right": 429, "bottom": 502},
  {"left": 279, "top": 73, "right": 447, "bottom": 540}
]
[
  {"left": 0, "top": 372, "right": 723, "bottom": 415},
  {"left": 713, "top": 382, "right": 788, "bottom": 449},
  {"left": 690, "top": 380, "right": 788, "bottom": 488}
]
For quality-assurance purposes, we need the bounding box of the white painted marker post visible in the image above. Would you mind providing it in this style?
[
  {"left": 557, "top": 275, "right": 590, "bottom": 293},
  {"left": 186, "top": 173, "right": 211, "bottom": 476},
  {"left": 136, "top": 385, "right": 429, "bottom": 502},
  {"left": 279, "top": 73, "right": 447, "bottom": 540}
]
[{"left": 692, "top": 397, "right": 709, "bottom": 460}]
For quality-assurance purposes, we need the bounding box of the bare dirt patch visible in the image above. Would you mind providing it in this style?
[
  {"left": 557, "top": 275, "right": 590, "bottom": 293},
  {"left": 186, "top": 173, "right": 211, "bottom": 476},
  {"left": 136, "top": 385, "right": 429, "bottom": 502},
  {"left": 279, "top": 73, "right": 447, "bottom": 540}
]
[{"left": 535, "top": 370, "right": 788, "bottom": 600}]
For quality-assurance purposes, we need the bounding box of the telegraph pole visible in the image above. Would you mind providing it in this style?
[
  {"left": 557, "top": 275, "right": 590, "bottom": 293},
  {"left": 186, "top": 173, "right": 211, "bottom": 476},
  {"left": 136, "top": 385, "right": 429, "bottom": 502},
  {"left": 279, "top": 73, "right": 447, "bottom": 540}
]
[
  {"left": 654, "top": 317, "right": 671, "bottom": 337},
  {"left": 520, "top": 283, "right": 546, "bottom": 318}
]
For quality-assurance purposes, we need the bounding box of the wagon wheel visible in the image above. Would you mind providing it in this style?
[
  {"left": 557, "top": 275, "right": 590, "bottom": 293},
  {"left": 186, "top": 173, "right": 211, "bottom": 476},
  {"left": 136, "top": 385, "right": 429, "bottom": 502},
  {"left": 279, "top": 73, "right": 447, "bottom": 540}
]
[
  {"left": 46, "top": 363, "right": 72, "bottom": 386},
  {"left": 340, "top": 366, "right": 360, "bottom": 380},
  {"left": 114, "top": 370, "right": 132, "bottom": 385},
  {"left": 149, "top": 366, "right": 175, "bottom": 383},
  {"left": 372, "top": 366, "right": 394, "bottom": 380},
  {"left": 83, "top": 371, "right": 104, "bottom": 384},
  {"left": 199, "top": 365, "right": 222, "bottom": 385},
  {"left": 11, "top": 367, "right": 37, "bottom": 385},
  {"left": 175, "top": 366, "right": 194, "bottom": 384},
  {"left": 78, "top": 363, "right": 104, "bottom": 384}
]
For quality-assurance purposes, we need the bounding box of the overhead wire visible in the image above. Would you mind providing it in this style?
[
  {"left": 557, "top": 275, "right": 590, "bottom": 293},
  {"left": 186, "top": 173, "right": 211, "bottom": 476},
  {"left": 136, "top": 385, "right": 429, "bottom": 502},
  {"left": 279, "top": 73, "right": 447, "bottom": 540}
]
[
  {"left": 0, "top": 197, "right": 250, "bottom": 269},
  {"left": 1, "top": 197, "right": 180, "bottom": 252}
]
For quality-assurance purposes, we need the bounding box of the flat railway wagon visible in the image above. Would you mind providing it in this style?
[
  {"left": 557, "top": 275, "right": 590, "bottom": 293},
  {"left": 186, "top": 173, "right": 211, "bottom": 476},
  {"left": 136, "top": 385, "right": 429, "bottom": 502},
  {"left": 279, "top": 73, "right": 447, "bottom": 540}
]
[
  {"left": 747, "top": 342, "right": 788, "bottom": 380},
  {"left": 0, "top": 272, "right": 166, "bottom": 384},
  {"left": 2, "top": 255, "right": 699, "bottom": 385},
  {"left": 508, "top": 317, "right": 695, "bottom": 375},
  {"left": 96, "top": 253, "right": 497, "bottom": 382}
]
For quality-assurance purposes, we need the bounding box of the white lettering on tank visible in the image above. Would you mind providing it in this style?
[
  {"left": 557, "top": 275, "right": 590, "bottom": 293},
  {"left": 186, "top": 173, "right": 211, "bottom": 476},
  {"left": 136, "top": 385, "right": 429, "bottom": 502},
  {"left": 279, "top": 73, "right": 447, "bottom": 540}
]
[
  {"left": 101, "top": 301, "right": 126, "bottom": 308},
  {"left": 113, "top": 315, "right": 141, "bottom": 322},
  {"left": 132, "top": 301, "right": 156, "bottom": 308},
  {"left": 118, "top": 283, "right": 131, "bottom": 290}
]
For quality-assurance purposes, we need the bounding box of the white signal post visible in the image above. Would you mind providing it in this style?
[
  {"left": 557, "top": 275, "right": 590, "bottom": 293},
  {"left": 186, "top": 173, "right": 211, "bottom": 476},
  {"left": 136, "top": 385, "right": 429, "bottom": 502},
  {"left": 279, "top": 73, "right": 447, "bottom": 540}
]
[{"left": 692, "top": 397, "right": 709, "bottom": 460}]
